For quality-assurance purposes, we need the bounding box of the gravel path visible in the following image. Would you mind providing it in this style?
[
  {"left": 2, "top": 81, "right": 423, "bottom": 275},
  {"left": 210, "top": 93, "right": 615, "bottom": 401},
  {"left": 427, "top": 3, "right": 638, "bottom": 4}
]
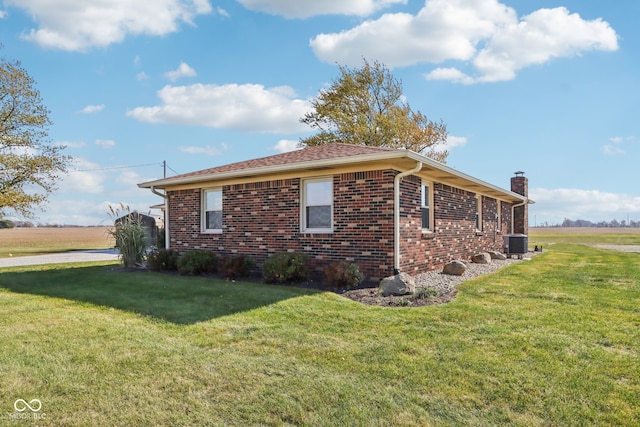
[
  {"left": 413, "top": 252, "right": 537, "bottom": 295},
  {"left": 341, "top": 252, "right": 538, "bottom": 306},
  {"left": 0, "top": 249, "right": 119, "bottom": 268}
]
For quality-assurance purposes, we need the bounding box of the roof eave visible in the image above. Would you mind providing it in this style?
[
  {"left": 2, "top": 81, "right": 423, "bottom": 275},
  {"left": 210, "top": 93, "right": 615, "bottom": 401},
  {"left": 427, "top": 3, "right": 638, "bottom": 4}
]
[
  {"left": 138, "top": 148, "right": 529, "bottom": 203},
  {"left": 403, "top": 151, "right": 529, "bottom": 203},
  {"left": 137, "top": 150, "right": 410, "bottom": 189}
]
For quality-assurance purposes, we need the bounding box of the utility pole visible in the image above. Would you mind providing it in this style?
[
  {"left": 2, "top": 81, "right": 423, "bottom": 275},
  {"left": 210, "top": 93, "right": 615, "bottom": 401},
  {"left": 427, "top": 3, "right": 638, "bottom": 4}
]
[{"left": 163, "top": 160, "right": 167, "bottom": 178}]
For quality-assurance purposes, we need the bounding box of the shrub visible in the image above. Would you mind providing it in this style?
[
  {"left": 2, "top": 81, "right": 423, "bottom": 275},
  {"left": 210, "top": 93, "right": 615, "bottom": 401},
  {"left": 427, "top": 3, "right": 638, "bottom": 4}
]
[
  {"left": 177, "top": 250, "right": 218, "bottom": 276},
  {"left": 220, "top": 254, "right": 256, "bottom": 279},
  {"left": 146, "top": 248, "right": 179, "bottom": 271},
  {"left": 323, "top": 262, "right": 364, "bottom": 289},
  {"left": 262, "top": 252, "right": 309, "bottom": 284},
  {"left": 413, "top": 287, "right": 440, "bottom": 300},
  {"left": 0, "top": 219, "right": 15, "bottom": 229},
  {"left": 157, "top": 227, "right": 166, "bottom": 249},
  {"left": 108, "top": 205, "right": 149, "bottom": 268}
]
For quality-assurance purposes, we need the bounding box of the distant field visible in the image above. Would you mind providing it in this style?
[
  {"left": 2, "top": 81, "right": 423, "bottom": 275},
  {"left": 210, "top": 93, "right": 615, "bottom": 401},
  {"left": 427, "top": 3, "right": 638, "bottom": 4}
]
[
  {"left": 529, "top": 227, "right": 640, "bottom": 246},
  {"left": 0, "top": 227, "right": 115, "bottom": 258},
  {"left": 2, "top": 226, "right": 638, "bottom": 259}
]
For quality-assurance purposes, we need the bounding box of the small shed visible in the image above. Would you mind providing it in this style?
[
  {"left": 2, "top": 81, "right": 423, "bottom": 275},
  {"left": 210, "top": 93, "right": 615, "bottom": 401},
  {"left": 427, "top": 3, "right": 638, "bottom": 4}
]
[{"left": 114, "top": 212, "right": 159, "bottom": 247}]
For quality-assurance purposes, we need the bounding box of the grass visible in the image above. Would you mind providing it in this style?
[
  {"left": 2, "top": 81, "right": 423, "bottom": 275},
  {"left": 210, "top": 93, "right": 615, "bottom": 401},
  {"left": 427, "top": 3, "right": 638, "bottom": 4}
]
[
  {"left": 1, "top": 244, "right": 639, "bottom": 426},
  {"left": 0, "top": 227, "right": 115, "bottom": 258},
  {"left": 529, "top": 226, "right": 640, "bottom": 246}
]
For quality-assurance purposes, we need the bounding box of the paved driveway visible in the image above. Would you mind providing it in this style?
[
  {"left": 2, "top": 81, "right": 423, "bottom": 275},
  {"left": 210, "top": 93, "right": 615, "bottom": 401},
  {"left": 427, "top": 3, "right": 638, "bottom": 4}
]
[{"left": 0, "top": 249, "right": 119, "bottom": 268}]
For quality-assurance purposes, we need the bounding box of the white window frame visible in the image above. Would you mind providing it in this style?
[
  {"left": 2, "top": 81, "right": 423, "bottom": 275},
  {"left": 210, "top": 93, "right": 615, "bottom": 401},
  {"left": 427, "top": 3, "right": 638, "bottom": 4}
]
[
  {"left": 421, "top": 180, "right": 434, "bottom": 232},
  {"left": 201, "top": 188, "right": 223, "bottom": 234},
  {"left": 301, "top": 177, "right": 333, "bottom": 233},
  {"left": 497, "top": 200, "right": 502, "bottom": 232},
  {"left": 475, "top": 195, "right": 483, "bottom": 232}
]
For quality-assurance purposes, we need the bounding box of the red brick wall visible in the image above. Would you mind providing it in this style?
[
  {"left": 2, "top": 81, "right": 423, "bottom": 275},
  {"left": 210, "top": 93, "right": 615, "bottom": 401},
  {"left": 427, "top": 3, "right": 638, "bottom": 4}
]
[
  {"left": 167, "top": 170, "right": 514, "bottom": 282},
  {"left": 167, "top": 170, "right": 397, "bottom": 282},
  {"left": 398, "top": 178, "right": 513, "bottom": 275},
  {"left": 510, "top": 175, "right": 529, "bottom": 235}
]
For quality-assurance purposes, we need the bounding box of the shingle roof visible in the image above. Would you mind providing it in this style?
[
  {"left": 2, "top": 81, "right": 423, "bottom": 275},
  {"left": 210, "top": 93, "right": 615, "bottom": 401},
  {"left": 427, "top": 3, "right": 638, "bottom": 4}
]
[
  {"left": 174, "top": 143, "right": 395, "bottom": 179},
  {"left": 138, "top": 142, "right": 529, "bottom": 204}
]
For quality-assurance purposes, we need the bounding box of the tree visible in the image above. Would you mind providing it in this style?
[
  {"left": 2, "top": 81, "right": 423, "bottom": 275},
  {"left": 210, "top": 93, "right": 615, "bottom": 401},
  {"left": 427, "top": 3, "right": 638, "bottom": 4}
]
[
  {"left": 300, "top": 59, "right": 448, "bottom": 162},
  {"left": 0, "top": 54, "right": 70, "bottom": 218}
]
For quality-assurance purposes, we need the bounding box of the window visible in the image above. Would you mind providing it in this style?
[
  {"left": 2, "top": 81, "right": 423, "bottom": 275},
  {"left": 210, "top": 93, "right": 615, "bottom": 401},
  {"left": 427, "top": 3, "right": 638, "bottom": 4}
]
[
  {"left": 202, "top": 188, "right": 222, "bottom": 233},
  {"left": 475, "top": 195, "right": 483, "bottom": 231},
  {"left": 421, "top": 181, "right": 433, "bottom": 231},
  {"left": 302, "top": 178, "right": 333, "bottom": 232}
]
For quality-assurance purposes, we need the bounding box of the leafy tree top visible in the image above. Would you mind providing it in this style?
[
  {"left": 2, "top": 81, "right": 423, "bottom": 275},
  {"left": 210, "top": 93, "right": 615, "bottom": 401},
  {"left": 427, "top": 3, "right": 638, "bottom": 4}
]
[
  {"left": 0, "top": 53, "right": 71, "bottom": 218},
  {"left": 300, "top": 59, "right": 448, "bottom": 163}
]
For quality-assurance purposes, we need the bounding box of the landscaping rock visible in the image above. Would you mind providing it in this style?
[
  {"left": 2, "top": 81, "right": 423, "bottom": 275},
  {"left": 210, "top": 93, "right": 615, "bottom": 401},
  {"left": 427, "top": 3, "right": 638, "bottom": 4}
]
[
  {"left": 443, "top": 260, "right": 466, "bottom": 276},
  {"left": 379, "top": 273, "right": 415, "bottom": 296},
  {"left": 471, "top": 253, "right": 492, "bottom": 264},
  {"left": 489, "top": 251, "right": 507, "bottom": 260}
]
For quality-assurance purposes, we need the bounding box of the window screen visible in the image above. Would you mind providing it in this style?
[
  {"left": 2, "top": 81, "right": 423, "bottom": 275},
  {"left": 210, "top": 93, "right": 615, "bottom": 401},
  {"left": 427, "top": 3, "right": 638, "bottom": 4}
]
[
  {"left": 421, "top": 182, "right": 431, "bottom": 230},
  {"left": 203, "top": 189, "right": 222, "bottom": 231},
  {"left": 303, "top": 179, "right": 332, "bottom": 230}
]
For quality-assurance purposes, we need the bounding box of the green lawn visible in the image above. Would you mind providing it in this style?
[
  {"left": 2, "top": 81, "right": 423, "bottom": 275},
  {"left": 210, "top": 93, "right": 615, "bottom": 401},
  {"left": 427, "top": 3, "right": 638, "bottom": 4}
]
[
  {"left": 528, "top": 228, "right": 640, "bottom": 246},
  {"left": 1, "top": 245, "right": 639, "bottom": 426}
]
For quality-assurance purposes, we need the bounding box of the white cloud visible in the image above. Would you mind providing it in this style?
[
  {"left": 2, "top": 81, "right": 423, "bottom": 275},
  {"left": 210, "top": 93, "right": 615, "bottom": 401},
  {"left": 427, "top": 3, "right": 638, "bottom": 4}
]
[
  {"left": 609, "top": 136, "right": 626, "bottom": 144},
  {"left": 55, "top": 141, "right": 86, "bottom": 149},
  {"left": 62, "top": 158, "right": 107, "bottom": 193},
  {"left": 0, "top": 10, "right": 7, "bottom": 19},
  {"left": 164, "top": 62, "right": 197, "bottom": 81},
  {"left": 601, "top": 136, "right": 636, "bottom": 155},
  {"left": 5, "top": 0, "right": 213, "bottom": 51},
  {"left": 216, "top": 6, "right": 229, "bottom": 17},
  {"left": 530, "top": 187, "right": 640, "bottom": 224},
  {"left": 236, "top": 0, "right": 405, "bottom": 19},
  {"left": 34, "top": 199, "right": 113, "bottom": 226},
  {"left": 80, "top": 104, "right": 105, "bottom": 114},
  {"left": 601, "top": 144, "right": 624, "bottom": 156},
  {"left": 35, "top": 198, "right": 158, "bottom": 226},
  {"left": 271, "top": 140, "right": 302, "bottom": 153},
  {"left": 445, "top": 135, "right": 467, "bottom": 149},
  {"left": 115, "top": 170, "right": 143, "bottom": 187},
  {"left": 95, "top": 139, "right": 116, "bottom": 149},
  {"left": 466, "top": 6, "right": 619, "bottom": 84},
  {"left": 179, "top": 145, "right": 223, "bottom": 156},
  {"left": 424, "top": 67, "right": 475, "bottom": 85},
  {"left": 430, "top": 134, "right": 467, "bottom": 153},
  {"left": 136, "top": 71, "right": 150, "bottom": 81},
  {"left": 127, "top": 83, "right": 312, "bottom": 133},
  {"left": 310, "top": 0, "right": 618, "bottom": 84}
]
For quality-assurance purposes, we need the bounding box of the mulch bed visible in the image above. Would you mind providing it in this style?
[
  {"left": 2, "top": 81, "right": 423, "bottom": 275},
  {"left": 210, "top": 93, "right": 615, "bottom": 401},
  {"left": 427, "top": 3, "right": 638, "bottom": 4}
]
[{"left": 336, "top": 286, "right": 457, "bottom": 307}]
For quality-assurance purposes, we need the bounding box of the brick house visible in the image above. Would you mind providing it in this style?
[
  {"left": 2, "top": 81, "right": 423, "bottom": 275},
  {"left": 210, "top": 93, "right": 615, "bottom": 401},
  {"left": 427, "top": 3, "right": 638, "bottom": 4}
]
[{"left": 139, "top": 143, "right": 531, "bottom": 282}]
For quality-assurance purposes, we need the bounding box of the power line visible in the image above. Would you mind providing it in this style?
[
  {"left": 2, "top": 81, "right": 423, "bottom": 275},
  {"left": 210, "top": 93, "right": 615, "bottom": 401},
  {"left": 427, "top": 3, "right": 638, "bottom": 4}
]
[
  {"left": 71, "top": 162, "right": 163, "bottom": 173},
  {"left": 166, "top": 164, "right": 181, "bottom": 175},
  {"left": 71, "top": 160, "right": 181, "bottom": 176}
]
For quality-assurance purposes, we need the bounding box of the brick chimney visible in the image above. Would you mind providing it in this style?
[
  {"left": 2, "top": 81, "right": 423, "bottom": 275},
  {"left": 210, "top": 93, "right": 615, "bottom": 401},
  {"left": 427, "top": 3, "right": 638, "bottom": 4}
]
[{"left": 511, "top": 171, "right": 528, "bottom": 235}]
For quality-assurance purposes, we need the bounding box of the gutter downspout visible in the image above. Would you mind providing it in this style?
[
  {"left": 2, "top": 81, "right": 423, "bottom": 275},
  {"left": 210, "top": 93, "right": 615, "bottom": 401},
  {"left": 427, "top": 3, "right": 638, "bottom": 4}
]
[
  {"left": 394, "top": 161, "right": 423, "bottom": 275},
  {"left": 151, "top": 186, "right": 169, "bottom": 249}
]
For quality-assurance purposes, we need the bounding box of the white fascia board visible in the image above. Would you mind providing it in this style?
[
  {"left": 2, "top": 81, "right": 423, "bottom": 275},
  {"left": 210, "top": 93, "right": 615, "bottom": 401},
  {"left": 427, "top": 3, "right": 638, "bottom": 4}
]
[
  {"left": 137, "top": 150, "right": 409, "bottom": 189},
  {"left": 138, "top": 148, "right": 529, "bottom": 203},
  {"left": 404, "top": 151, "right": 529, "bottom": 203}
]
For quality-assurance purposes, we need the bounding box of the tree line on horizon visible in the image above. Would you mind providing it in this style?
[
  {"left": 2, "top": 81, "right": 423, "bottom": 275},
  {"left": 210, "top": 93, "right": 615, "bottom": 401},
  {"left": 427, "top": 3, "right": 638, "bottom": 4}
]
[{"left": 534, "top": 218, "right": 640, "bottom": 228}]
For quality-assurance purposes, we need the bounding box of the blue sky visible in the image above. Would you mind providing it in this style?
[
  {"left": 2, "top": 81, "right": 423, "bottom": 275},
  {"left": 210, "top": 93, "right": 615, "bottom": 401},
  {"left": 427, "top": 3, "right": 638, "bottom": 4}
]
[{"left": 1, "top": 0, "right": 638, "bottom": 226}]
